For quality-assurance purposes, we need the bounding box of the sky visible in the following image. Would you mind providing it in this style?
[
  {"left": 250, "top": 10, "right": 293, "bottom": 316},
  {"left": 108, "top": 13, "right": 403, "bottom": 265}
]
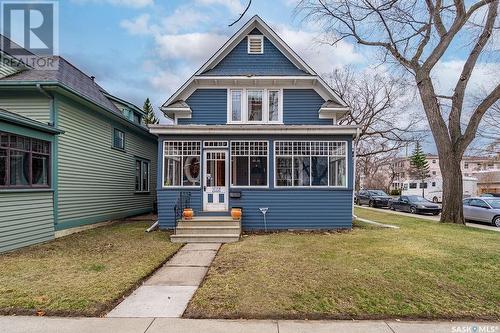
[{"left": 25, "top": 0, "right": 500, "bottom": 153}]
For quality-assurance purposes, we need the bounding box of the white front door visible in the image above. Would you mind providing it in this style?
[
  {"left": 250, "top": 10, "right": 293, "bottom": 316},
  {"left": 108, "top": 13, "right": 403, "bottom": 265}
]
[{"left": 203, "top": 150, "right": 228, "bottom": 211}]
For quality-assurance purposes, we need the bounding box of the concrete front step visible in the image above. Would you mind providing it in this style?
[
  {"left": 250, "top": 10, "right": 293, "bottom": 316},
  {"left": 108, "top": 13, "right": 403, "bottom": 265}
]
[
  {"left": 175, "top": 226, "right": 241, "bottom": 235},
  {"left": 177, "top": 221, "right": 239, "bottom": 227},
  {"left": 170, "top": 234, "right": 240, "bottom": 243}
]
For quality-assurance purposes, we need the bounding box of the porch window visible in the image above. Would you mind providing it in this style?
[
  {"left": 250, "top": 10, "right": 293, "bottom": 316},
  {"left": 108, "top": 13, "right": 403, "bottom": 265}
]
[
  {"left": 231, "top": 141, "right": 268, "bottom": 187},
  {"left": 0, "top": 131, "right": 50, "bottom": 188},
  {"left": 163, "top": 141, "right": 201, "bottom": 187},
  {"left": 135, "top": 158, "right": 150, "bottom": 192},
  {"left": 275, "top": 141, "right": 347, "bottom": 187}
]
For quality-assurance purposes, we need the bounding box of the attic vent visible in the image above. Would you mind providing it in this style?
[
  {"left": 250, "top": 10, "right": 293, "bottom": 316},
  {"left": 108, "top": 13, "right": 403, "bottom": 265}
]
[{"left": 247, "top": 35, "right": 263, "bottom": 54}]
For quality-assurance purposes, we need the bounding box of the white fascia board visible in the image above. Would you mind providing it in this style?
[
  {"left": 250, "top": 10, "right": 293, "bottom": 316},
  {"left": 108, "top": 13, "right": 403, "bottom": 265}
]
[{"left": 149, "top": 125, "right": 359, "bottom": 136}]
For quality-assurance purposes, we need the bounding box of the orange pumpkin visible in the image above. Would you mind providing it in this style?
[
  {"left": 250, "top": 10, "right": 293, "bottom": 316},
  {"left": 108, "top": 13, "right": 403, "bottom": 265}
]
[
  {"left": 183, "top": 208, "right": 194, "bottom": 220},
  {"left": 231, "top": 208, "right": 242, "bottom": 220}
]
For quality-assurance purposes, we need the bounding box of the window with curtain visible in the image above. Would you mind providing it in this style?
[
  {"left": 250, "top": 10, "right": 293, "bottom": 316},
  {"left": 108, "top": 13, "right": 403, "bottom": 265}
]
[
  {"left": 0, "top": 131, "right": 50, "bottom": 188},
  {"left": 231, "top": 141, "right": 268, "bottom": 187},
  {"left": 164, "top": 141, "right": 201, "bottom": 187},
  {"left": 275, "top": 141, "right": 347, "bottom": 187}
]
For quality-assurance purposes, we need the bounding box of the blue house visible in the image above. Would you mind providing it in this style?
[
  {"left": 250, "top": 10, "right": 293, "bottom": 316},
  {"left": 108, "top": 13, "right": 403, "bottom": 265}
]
[{"left": 149, "top": 16, "right": 359, "bottom": 242}]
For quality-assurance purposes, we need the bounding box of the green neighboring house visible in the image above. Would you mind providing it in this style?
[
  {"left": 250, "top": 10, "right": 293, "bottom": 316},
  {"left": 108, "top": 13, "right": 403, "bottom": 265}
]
[{"left": 0, "top": 44, "right": 158, "bottom": 253}]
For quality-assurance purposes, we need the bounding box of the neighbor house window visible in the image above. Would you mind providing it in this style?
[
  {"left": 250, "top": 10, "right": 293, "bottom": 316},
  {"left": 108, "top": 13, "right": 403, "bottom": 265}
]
[
  {"left": 231, "top": 141, "right": 268, "bottom": 187},
  {"left": 409, "top": 183, "right": 417, "bottom": 189},
  {"left": 275, "top": 141, "right": 347, "bottom": 187},
  {"left": 228, "top": 89, "right": 282, "bottom": 124},
  {"left": 164, "top": 141, "right": 201, "bottom": 187},
  {"left": 135, "top": 159, "right": 150, "bottom": 192},
  {"left": 0, "top": 131, "right": 50, "bottom": 188},
  {"left": 113, "top": 129, "right": 125, "bottom": 150}
]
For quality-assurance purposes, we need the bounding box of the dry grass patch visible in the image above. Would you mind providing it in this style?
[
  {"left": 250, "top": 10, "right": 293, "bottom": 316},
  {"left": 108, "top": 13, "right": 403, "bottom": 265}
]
[
  {"left": 185, "top": 208, "right": 499, "bottom": 320},
  {"left": 0, "top": 222, "right": 181, "bottom": 316}
]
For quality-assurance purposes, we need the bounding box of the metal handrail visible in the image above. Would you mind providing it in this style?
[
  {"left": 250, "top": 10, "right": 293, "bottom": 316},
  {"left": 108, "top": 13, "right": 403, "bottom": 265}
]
[{"left": 173, "top": 191, "right": 191, "bottom": 234}]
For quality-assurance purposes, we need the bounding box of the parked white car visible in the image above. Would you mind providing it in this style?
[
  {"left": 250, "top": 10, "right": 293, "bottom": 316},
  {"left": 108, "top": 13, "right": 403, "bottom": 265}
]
[{"left": 463, "top": 197, "right": 500, "bottom": 227}]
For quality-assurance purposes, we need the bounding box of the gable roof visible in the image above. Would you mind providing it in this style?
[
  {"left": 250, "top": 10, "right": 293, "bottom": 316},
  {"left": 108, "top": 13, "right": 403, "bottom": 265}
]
[
  {"left": 0, "top": 56, "right": 121, "bottom": 114},
  {"left": 197, "top": 16, "right": 315, "bottom": 76},
  {"left": 162, "top": 15, "right": 348, "bottom": 112}
]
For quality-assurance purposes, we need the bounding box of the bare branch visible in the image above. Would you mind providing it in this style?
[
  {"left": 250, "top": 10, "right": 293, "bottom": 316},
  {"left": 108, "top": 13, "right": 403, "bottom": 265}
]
[{"left": 228, "top": 0, "right": 252, "bottom": 27}]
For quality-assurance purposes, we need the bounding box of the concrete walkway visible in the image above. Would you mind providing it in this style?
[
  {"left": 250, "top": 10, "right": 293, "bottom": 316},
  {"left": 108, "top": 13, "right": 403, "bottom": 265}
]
[
  {"left": 107, "top": 243, "right": 220, "bottom": 318},
  {"left": 0, "top": 317, "right": 498, "bottom": 333},
  {"left": 358, "top": 206, "right": 500, "bottom": 232}
]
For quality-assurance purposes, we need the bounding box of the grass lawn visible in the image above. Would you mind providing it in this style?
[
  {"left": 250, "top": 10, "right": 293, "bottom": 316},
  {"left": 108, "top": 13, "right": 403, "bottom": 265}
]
[
  {"left": 186, "top": 207, "right": 500, "bottom": 320},
  {"left": 0, "top": 221, "right": 181, "bottom": 316}
]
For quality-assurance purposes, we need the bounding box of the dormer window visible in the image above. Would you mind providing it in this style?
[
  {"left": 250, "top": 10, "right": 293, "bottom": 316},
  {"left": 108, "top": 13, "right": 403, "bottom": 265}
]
[{"left": 247, "top": 35, "right": 263, "bottom": 54}]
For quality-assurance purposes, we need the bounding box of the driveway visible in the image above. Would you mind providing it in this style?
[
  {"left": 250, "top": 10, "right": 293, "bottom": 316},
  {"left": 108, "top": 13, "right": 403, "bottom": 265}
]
[{"left": 358, "top": 206, "right": 499, "bottom": 232}]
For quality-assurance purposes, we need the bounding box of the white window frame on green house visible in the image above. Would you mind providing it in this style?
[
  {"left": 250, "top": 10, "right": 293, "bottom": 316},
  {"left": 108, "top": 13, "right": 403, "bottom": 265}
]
[
  {"left": 230, "top": 140, "right": 269, "bottom": 188},
  {"left": 162, "top": 141, "right": 201, "bottom": 188},
  {"left": 274, "top": 141, "right": 348, "bottom": 188},
  {"left": 227, "top": 88, "right": 283, "bottom": 124},
  {"left": 113, "top": 128, "right": 125, "bottom": 150},
  {"left": 135, "top": 158, "right": 150, "bottom": 193}
]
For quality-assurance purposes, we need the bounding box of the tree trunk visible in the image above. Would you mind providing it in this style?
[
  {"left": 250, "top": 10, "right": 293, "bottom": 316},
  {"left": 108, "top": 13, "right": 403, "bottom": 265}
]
[
  {"left": 415, "top": 74, "right": 466, "bottom": 224},
  {"left": 439, "top": 154, "right": 465, "bottom": 224}
]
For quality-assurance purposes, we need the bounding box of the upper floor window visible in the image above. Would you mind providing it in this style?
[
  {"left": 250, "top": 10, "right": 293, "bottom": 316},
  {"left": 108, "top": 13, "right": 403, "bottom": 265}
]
[
  {"left": 0, "top": 132, "right": 50, "bottom": 188},
  {"left": 113, "top": 129, "right": 125, "bottom": 150},
  {"left": 228, "top": 89, "right": 282, "bottom": 124},
  {"left": 247, "top": 35, "right": 263, "bottom": 54}
]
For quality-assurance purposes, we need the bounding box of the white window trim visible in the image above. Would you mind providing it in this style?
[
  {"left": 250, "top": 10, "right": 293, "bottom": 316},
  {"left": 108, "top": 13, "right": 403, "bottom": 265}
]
[
  {"left": 247, "top": 35, "right": 264, "bottom": 54},
  {"left": 227, "top": 88, "right": 283, "bottom": 124},
  {"left": 273, "top": 141, "right": 348, "bottom": 189},
  {"left": 162, "top": 140, "right": 202, "bottom": 188},
  {"left": 230, "top": 140, "right": 270, "bottom": 189}
]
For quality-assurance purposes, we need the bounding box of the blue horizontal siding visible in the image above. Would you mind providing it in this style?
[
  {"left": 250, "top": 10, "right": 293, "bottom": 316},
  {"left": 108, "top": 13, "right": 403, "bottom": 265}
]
[
  {"left": 180, "top": 89, "right": 331, "bottom": 125},
  {"left": 202, "top": 29, "right": 308, "bottom": 76},
  {"left": 157, "top": 188, "right": 352, "bottom": 230},
  {"left": 178, "top": 89, "right": 226, "bottom": 125},
  {"left": 283, "top": 89, "right": 332, "bottom": 125},
  {"left": 157, "top": 135, "right": 353, "bottom": 230}
]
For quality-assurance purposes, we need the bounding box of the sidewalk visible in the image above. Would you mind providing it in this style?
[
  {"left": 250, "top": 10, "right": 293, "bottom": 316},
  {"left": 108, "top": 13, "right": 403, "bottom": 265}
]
[
  {"left": 0, "top": 317, "right": 498, "bottom": 333},
  {"left": 106, "top": 243, "right": 220, "bottom": 318}
]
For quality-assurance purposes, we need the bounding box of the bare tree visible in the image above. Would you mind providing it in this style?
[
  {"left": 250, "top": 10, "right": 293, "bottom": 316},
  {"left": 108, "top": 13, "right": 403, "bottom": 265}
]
[
  {"left": 325, "top": 67, "right": 423, "bottom": 191},
  {"left": 297, "top": 0, "right": 500, "bottom": 224}
]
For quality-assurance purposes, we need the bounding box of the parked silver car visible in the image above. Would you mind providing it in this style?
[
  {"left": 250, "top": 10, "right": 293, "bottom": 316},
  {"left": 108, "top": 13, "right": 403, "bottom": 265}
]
[{"left": 463, "top": 197, "right": 500, "bottom": 227}]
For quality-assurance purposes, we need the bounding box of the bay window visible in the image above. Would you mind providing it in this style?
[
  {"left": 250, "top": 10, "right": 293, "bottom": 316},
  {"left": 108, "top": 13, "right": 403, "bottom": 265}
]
[
  {"left": 228, "top": 89, "right": 282, "bottom": 124},
  {"left": 0, "top": 131, "right": 50, "bottom": 188},
  {"left": 275, "top": 141, "right": 347, "bottom": 187},
  {"left": 231, "top": 141, "right": 268, "bottom": 187},
  {"left": 164, "top": 141, "right": 201, "bottom": 187}
]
